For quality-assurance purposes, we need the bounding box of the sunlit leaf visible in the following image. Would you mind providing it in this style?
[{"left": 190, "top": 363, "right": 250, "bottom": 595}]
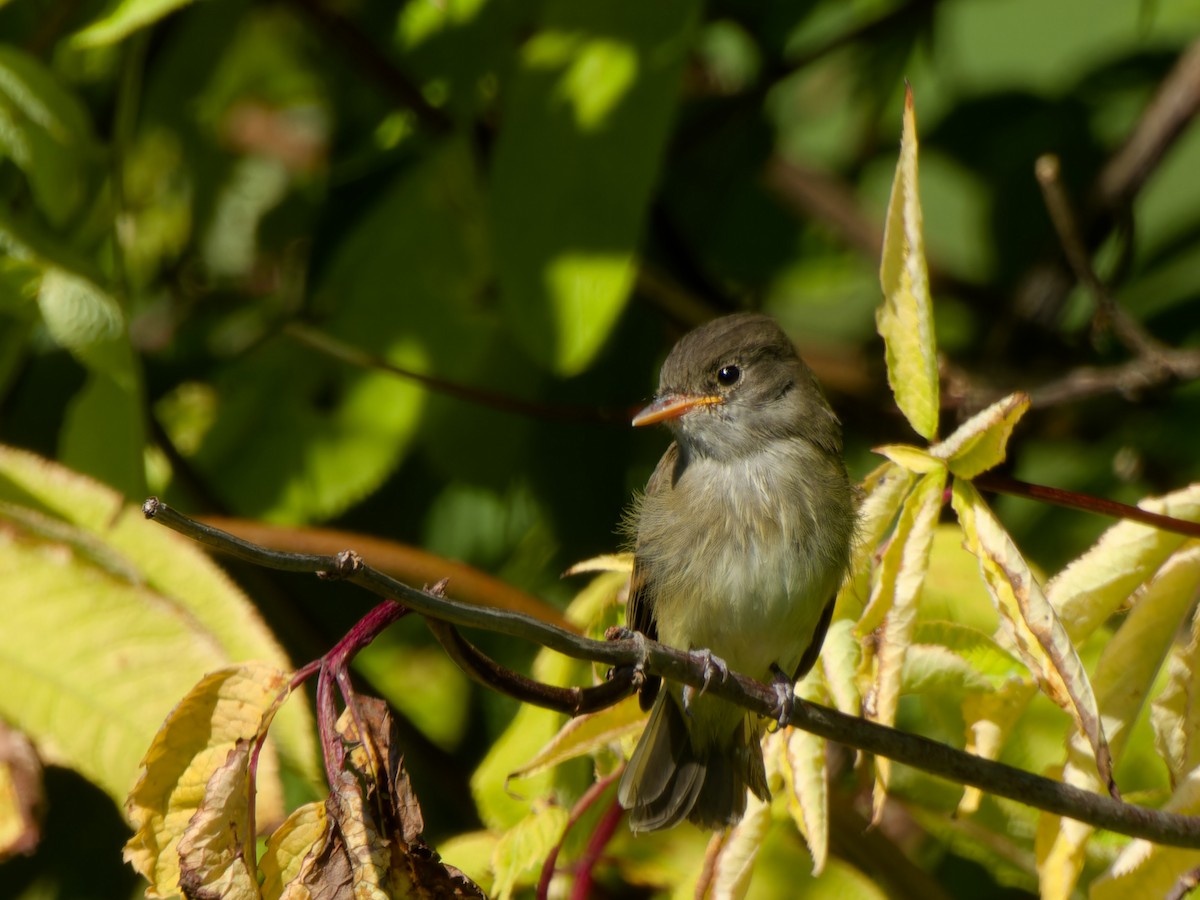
[
  {"left": 259, "top": 802, "right": 328, "bottom": 900},
  {"left": 1150, "top": 546, "right": 1200, "bottom": 785},
  {"left": 490, "top": 0, "right": 699, "bottom": 374},
  {"left": 509, "top": 696, "right": 643, "bottom": 781},
  {"left": 1091, "top": 770, "right": 1200, "bottom": 900},
  {"left": 71, "top": 0, "right": 196, "bottom": 47},
  {"left": 490, "top": 803, "right": 569, "bottom": 900},
  {"left": 0, "top": 445, "right": 319, "bottom": 814},
  {"left": 877, "top": 84, "right": 938, "bottom": 440},
  {"left": 707, "top": 789, "right": 771, "bottom": 899},
  {"left": 780, "top": 676, "right": 830, "bottom": 874},
  {"left": 176, "top": 740, "right": 259, "bottom": 900},
  {"left": 1046, "top": 482, "right": 1200, "bottom": 642},
  {"left": 0, "top": 47, "right": 96, "bottom": 224},
  {"left": 123, "top": 663, "right": 291, "bottom": 899},
  {"left": 818, "top": 619, "right": 862, "bottom": 717},
  {"left": 1035, "top": 544, "right": 1200, "bottom": 899},
  {"left": 836, "top": 461, "right": 913, "bottom": 622},
  {"left": 958, "top": 681, "right": 1037, "bottom": 816},
  {"left": 861, "top": 469, "right": 945, "bottom": 817},
  {"left": 873, "top": 444, "right": 944, "bottom": 475},
  {"left": 930, "top": 391, "right": 1030, "bottom": 479},
  {"left": 951, "top": 480, "right": 1113, "bottom": 792}
]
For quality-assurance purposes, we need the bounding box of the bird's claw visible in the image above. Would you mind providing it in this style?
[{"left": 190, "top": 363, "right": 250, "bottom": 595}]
[
  {"left": 769, "top": 664, "right": 795, "bottom": 731},
  {"left": 681, "top": 648, "right": 729, "bottom": 717}
]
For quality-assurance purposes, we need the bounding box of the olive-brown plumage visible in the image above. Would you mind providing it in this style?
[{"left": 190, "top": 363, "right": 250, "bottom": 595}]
[{"left": 618, "top": 313, "right": 855, "bottom": 832}]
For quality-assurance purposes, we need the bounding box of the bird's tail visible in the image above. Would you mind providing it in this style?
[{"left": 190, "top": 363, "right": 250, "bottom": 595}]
[{"left": 617, "top": 691, "right": 769, "bottom": 832}]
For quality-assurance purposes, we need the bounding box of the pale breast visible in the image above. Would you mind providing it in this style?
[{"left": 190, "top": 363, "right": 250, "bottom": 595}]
[{"left": 634, "top": 440, "right": 849, "bottom": 681}]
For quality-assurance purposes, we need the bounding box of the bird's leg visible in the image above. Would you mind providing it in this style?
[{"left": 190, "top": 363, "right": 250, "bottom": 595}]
[
  {"left": 768, "top": 664, "right": 795, "bottom": 731},
  {"left": 681, "top": 648, "right": 729, "bottom": 716}
]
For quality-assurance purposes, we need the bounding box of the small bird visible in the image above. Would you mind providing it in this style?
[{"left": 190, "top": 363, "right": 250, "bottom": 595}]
[{"left": 617, "top": 313, "right": 856, "bottom": 832}]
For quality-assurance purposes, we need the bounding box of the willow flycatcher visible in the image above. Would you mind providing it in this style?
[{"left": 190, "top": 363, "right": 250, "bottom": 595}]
[{"left": 617, "top": 313, "right": 856, "bottom": 832}]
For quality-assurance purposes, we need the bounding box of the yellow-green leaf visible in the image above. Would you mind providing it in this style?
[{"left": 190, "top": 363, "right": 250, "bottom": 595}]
[
  {"left": 0, "top": 445, "right": 319, "bottom": 813},
  {"left": 1150, "top": 546, "right": 1200, "bottom": 785},
  {"left": 1046, "top": 482, "right": 1200, "bottom": 642},
  {"left": 123, "top": 663, "right": 291, "bottom": 899},
  {"left": 951, "top": 480, "right": 1113, "bottom": 793},
  {"left": 930, "top": 392, "right": 1030, "bottom": 479},
  {"left": 176, "top": 740, "right": 259, "bottom": 900},
  {"left": 862, "top": 469, "right": 945, "bottom": 816},
  {"left": 490, "top": 803, "right": 569, "bottom": 900},
  {"left": 260, "top": 802, "right": 329, "bottom": 900},
  {"left": 837, "top": 462, "right": 914, "bottom": 623},
  {"left": 708, "top": 790, "right": 772, "bottom": 899},
  {"left": 818, "top": 619, "right": 862, "bottom": 717},
  {"left": 1035, "top": 544, "right": 1200, "bottom": 900},
  {"left": 877, "top": 84, "right": 938, "bottom": 441},
  {"left": 873, "top": 444, "right": 945, "bottom": 475},
  {"left": 1090, "top": 772, "right": 1200, "bottom": 900},
  {"left": 780, "top": 677, "right": 830, "bottom": 874},
  {"left": 509, "top": 696, "right": 643, "bottom": 781}
]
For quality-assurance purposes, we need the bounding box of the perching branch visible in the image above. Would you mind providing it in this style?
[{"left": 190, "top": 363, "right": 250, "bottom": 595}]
[{"left": 143, "top": 497, "right": 1200, "bottom": 849}]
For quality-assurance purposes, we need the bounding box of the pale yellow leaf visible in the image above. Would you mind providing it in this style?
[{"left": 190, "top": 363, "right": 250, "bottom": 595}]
[
  {"left": 509, "top": 695, "right": 643, "bottom": 781},
  {"left": 1046, "top": 482, "right": 1200, "bottom": 642},
  {"left": 708, "top": 786, "right": 772, "bottom": 899},
  {"left": 877, "top": 84, "right": 938, "bottom": 440},
  {"left": 781, "top": 677, "right": 829, "bottom": 874},
  {"left": 490, "top": 803, "right": 569, "bottom": 900},
  {"left": 0, "top": 445, "right": 319, "bottom": 812},
  {"left": 176, "top": 740, "right": 259, "bottom": 900},
  {"left": 863, "top": 469, "right": 945, "bottom": 817},
  {"left": 873, "top": 444, "right": 944, "bottom": 475},
  {"left": 818, "top": 619, "right": 862, "bottom": 717},
  {"left": 260, "top": 802, "right": 329, "bottom": 900},
  {"left": 837, "top": 462, "right": 914, "bottom": 622},
  {"left": 123, "top": 663, "right": 291, "bottom": 899},
  {"left": 958, "top": 680, "right": 1036, "bottom": 816},
  {"left": 1150, "top": 546, "right": 1200, "bottom": 785},
  {"left": 930, "top": 391, "right": 1030, "bottom": 479},
  {"left": 1091, "top": 769, "right": 1200, "bottom": 900},
  {"left": 951, "top": 480, "right": 1114, "bottom": 794},
  {"left": 563, "top": 552, "right": 634, "bottom": 576},
  {"left": 1035, "top": 544, "right": 1200, "bottom": 899},
  {"left": 857, "top": 469, "right": 945, "bottom": 635}
]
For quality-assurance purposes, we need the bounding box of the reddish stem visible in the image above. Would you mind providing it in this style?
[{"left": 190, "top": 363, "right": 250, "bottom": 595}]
[
  {"left": 974, "top": 473, "right": 1200, "bottom": 538},
  {"left": 536, "top": 773, "right": 621, "bottom": 900}
]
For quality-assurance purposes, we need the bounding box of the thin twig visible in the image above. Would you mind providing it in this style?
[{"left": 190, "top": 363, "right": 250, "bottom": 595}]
[
  {"left": 974, "top": 472, "right": 1200, "bottom": 539},
  {"left": 1035, "top": 154, "right": 1164, "bottom": 358},
  {"left": 284, "top": 323, "right": 632, "bottom": 425},
  {"left": 143, "top": 498, "right": 1200, "bottom": 849}
]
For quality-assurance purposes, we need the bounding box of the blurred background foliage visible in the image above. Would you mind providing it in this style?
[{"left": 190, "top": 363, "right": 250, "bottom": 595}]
[{"left": 2, "top": 0, "right": 1200, "bottom": 896}]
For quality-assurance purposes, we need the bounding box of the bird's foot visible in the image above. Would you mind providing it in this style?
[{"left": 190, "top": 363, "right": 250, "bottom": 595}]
[
  {"left": 681, "top": 648, "right": 729, "bottom": 716},
  {"left": 768, "top": 664, "right": 795, "bottom": 731},
  {"left": 605, "top": 626, "right": 650, "bottom": 678}
]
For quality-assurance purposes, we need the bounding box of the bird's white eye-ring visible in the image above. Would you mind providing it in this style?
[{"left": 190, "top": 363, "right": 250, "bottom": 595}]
[{"left": 717, "top": 365, "right": 741, "bottom": 386}]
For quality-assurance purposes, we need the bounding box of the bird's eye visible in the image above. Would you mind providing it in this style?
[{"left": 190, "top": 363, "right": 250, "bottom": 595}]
[{"left": 716, "top": 365, "right": 741, "bottom": 386}]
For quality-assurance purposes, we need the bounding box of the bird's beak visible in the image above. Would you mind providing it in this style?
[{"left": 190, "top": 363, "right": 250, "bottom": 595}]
[{"left": 631, "top": 393, "right": 723, "bottom": 427}]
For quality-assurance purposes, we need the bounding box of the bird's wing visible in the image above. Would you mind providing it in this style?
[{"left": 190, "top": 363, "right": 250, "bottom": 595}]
[{"left": 627, "top": 442, "right": 682, "bottom": 710}]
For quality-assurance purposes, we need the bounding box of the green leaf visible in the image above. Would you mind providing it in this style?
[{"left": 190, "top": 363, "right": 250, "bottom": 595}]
[
  {"left": 873, "top": 444, "right": 945, "bottom": 475},
  {"left": 708, "top": 787, "right": 772, "bottom": 898},
  {"left": 187, "top": 140, "right": 490, "bottom": 523},
  {"left": 490, "top": 0, "right": 699, "bottom": 374},
  {"left": 0, "top": 446, "right": 320, "bottom": 814},
  {"left": 951, "top": 480, "right": 1113, "bottom": 793},
  {"left": 71, "top": 0, "right": 197, "bottom": 48},
  {"left": 0, "top": 47, "right": 97, "bottom": 225},
  {"left": 490, "top": 803, "right": 569, "bottom": 900},
  {"left": 1046, "top": 482, "right": 1200, "bottom": 643},
  {"left": 877, "top": 85, "right": 938, "bottom": 440},
  {"left": 780, "top": 677, "right": 831, "bottom": 875},
  {"left": 931, "top": 391, "right": 1030, "bottom": 479},
  {"left": 508, "top": 696, "right": 643, "bottom": 781}
]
